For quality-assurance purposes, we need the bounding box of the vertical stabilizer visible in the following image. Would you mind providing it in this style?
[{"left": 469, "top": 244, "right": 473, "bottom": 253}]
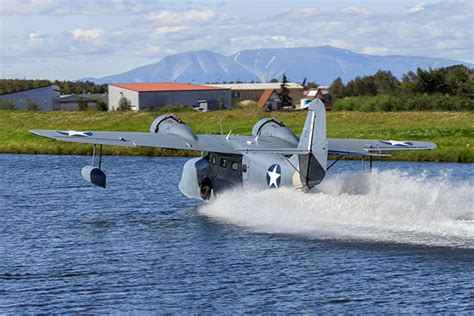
[{"left": 297, "top": 99, "right": 328, "bottom": 189}]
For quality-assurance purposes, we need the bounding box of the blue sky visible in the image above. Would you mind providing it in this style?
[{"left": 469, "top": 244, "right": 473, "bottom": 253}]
[{"left": 0, "top": 0, "right": 472, "bottom": 80}]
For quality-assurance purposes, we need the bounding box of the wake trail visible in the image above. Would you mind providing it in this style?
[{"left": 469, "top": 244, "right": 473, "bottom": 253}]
[{"left": 199, "top": 169, "right": 474, "bottom": 248}]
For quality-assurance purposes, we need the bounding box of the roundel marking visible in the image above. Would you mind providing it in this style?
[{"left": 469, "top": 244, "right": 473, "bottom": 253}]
[{"left": 266, "top": 164, "right": 281, "bottom": 188}]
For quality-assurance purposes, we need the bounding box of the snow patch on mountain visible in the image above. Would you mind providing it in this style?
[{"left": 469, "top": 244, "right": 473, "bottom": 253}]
[{"left": 86, "top": 46, "right": 472, "bottom": 85}]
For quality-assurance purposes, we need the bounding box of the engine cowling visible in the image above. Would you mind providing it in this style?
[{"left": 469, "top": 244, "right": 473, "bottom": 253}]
[
  {"left": 149, "top": 114, "right": 197, "bottom": 143},
  {"left": 252, "top": 118, "right": 299, "bottom": 146}
]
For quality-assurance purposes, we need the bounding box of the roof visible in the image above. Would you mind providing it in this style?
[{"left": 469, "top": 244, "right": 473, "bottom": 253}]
[
  {"left": 258, "top": 89, "right": 279, "bottom": 108},
  {"left": 0, "top": 84, "right": 57, "bottom": 96},
  {"left": 60, "top": 94, "right": 97, "bottom": 103},
  {"left": 110, "top": 82, "right": 228, "bottom": 92},
  {"left": 205, "top": 82, "right": 303, "bottom": 90},
  {"left": 306, "top": 87, "right": 330, "bottom": 97}
]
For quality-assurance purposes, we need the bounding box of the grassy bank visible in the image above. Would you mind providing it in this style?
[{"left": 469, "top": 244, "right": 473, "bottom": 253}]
[{"left": 0, "top": 108, "right": 473, "bottom": 162}]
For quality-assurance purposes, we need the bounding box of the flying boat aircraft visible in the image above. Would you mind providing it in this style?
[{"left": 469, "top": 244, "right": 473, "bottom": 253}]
[{"left": 31, "top": 99, "right": 436, "bottom": 200}]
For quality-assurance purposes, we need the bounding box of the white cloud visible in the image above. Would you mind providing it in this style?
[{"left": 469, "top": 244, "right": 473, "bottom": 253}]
[
  {"left": 342, "top": 6, "right": 371, "bottom": 15},
  {"left": 408, "top": 3, "right": 426, "bottom": 13},
  {"left": 28, "top": 31, "right": 40, "bottom": 41},
  {"left": 152, "top": 26, "right": 186, "bottom": 38},
  {"left": 72, "top": 28, "right": 103, "bottom": 41},
  {"left": 1, "top": 0, "right": 473, "bottom": 79},
  {"left": 286, "top": 8, "right": 319, "bottom": 19},
  {"left": 146, "top": 9, "right": 217, "bottom": 25},
  {"left": 362, "top": 46, "right": 388, "bottom": 55},
  {"left": 0, "top": 0, "right": 156, "bottom": 15}
]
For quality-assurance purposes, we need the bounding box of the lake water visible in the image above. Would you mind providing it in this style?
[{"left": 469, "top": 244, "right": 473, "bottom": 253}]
[{"left": 1, "top": 154, "right": 473, "bottom": 313}]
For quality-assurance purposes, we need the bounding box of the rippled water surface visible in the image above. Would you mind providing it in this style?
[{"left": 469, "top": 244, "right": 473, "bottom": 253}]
[{"left": 1, "top": 154, "right": 473, "bottom": 313}]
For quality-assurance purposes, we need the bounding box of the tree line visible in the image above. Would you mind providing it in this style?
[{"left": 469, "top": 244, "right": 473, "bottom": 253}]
[
  {"left": 329, "top": 65, "right": 473, "bottom": 99},
  {"left": 0, "top": 79, "right": 107, "bottom": 95}
]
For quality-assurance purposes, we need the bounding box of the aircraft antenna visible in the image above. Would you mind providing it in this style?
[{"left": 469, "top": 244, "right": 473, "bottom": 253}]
[{"left": 219, "top": 120, "right": 223, "bottom": 135}]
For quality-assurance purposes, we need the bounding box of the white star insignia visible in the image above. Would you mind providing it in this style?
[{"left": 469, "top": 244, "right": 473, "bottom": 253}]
[
  {"left": 382, "top": 140, "right": 413, "bottom": 147},
  {"left": 267, "top": 165, "right": 281, "bottom": 188},
  {"left": 58, "top": 130, "right": 92, "bottom": 137}
]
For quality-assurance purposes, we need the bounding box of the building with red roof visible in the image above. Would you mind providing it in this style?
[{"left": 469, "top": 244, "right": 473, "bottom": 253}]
[{"left": 108, "top": 82, "right": 231, "bottom": 111}]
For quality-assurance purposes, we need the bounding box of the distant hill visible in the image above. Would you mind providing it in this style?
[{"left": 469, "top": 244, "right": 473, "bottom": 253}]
[{"left": 86, "top": 46, "right": 472, "bottom": 85}]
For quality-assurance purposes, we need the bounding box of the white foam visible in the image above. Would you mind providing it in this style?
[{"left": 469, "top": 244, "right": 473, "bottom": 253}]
[{"left": 199, "top": 169, "right": 474, "bottom": 248}]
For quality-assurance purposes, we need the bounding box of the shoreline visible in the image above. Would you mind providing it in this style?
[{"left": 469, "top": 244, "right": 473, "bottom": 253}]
[
  {"left": 1, "top": 109, "right": 472, "bottom": 162},
  {"left": 1, "top": 152, "right": 473, "bottom": 164}
]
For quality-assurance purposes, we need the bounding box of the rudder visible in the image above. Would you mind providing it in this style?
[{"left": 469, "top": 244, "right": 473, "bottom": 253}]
[{"left": 297, "top": 99, "right": 328, "bottom": 189}]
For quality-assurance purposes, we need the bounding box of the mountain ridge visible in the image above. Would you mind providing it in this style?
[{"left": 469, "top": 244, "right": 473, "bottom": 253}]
[{"left": 85, "top": 46, "right": 472, "bottom": 85}]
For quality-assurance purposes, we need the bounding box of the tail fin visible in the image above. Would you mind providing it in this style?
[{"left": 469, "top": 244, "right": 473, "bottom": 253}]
[{"left": 297, "top": 99, "right": 328, "bottom": 189}]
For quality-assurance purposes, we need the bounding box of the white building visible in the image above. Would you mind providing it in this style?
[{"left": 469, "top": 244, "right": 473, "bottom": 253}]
[{"left": 108, "top": 82, "right": 231, "bottom": 111}]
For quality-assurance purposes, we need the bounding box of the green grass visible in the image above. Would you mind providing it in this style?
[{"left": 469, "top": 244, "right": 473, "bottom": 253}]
[{"left": 1, "top": 107, "right": 473, "bottom": 162}]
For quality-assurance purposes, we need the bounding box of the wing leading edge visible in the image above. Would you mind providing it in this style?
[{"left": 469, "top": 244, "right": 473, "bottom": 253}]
[
  {"left": 30, "top": 129, "right": 236, "bottom": 154},
  {"left": 30, "top": 130, "right": 436, "bottom": 157}
]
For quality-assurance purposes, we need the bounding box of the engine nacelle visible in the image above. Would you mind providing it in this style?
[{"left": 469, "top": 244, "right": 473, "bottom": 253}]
[
  {"left": 150, "top": 114, "right": 197, "bottom": 143},
  {"left": 252, "top": 118, "right": 299, "bottom": 146}
]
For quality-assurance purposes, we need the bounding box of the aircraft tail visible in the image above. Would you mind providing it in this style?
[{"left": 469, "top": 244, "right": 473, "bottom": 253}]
[{"left": 297, "top": 99, "right": 328, "bottom": 189}]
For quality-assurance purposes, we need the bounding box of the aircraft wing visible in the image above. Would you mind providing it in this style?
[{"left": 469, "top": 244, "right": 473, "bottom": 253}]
[
  {"left": 30, "top": 130, "right": 436, "bottom": 157},
  {"left": 327, "top": 138, "right": 437, "bottom": 156},
  {"left": 30, "top": 129, "right": 236, "bottom": 154}
]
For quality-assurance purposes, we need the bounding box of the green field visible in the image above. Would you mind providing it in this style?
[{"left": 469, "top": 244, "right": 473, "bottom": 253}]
[{"left": 0, "top": 108, "right": 473, "bottom": 162}]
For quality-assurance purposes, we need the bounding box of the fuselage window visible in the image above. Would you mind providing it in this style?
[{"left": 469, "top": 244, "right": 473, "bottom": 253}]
[
  {"left": 211, "top": 155, "right": 216, "bottom": 164},
  {"left": 242, "top": 164, "right": 248, "bottom": 172},
  {"left": 220, "top": 158, "right": 227, "bottom": 168},
  {"left": 231, "top": 162, "right": 239, "bottom": 171}
]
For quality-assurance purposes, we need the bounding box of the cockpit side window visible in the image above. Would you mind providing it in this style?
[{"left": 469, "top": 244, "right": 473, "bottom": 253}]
[
  {"left": 231, "top": 162, "right": 239, "bottom": 171},
  {"left": 220, "top": 158, "right": 227, "bottom": 168}
]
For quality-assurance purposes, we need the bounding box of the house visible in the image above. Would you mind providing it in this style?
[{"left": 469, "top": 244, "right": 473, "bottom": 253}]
[
  {"left": 108, "top": 82, "right": 231, "bottom": 111},
  {"left": 205, "top": 82, "right": 304, "bottom": 106},
  {"left": 0, "top": 85, "right": 60, "bottom": 111},
  {"left": 258, "top": 89, "right": 282, "bottom": 110},
  {"left": 301, "top": 86, "right": 332, "bottom": 110}
]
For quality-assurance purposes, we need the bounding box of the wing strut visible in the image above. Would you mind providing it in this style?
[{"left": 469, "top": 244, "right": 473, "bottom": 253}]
[
  {"left": 91, "top": 144, "right": 103, "bottom": 169},
  {"left": 326, "top": 155, "right": 344, "bottom": 171}
]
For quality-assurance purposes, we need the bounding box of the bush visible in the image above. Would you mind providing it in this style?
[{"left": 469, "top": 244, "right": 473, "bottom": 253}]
[
  {"left": 96, "top": 99, "right": 108, "bottom": 111},
  {"left": 333, "top": 95, "right": 473, "bottom": 111},
  {"left": 0, "top": 99, "right": 16, "bottom": 110},
  {"left": 26, "top": 99, "right": 40, "bottom": 111},
  {"left": 158, "top": 104, "right": 192, "bottom": 112},
  {"left": 118, "top": 96, "right": 132, "bottom": 111}
]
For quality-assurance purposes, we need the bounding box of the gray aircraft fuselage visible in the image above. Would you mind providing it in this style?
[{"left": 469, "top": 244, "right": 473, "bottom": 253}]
[{"left": 179, "top": 151, "right": 302, "bottom": 200}]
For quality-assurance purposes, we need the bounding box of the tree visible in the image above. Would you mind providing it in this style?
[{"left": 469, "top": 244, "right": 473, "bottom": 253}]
[
  {"left": 329, "top": 77, "right": 345, "bottom": 98},
  {"left": 0, "top": 99, "right": 16, "bottom": 110},
  {"left": 303, "top": 81, "right": 319, "bottom": 90},
  {"left": 96, "top": 99, "right": 108, "bottom": 111},
  {"left": 78, "top": 98, "right": 88, "bottom": 111},
  {"left": 118, "top": 96, "right": 132, "bottom": 111},
  {"left": 278, "top": 73, "right": 293, "bottom": 108},
  {"left": 373, "top": 70, "right": 400, "bottom": 95}
]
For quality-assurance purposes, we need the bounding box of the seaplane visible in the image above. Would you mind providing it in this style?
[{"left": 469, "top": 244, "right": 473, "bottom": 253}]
[{"left": 31, "top": 99, "right": 436, "bottom": 200}]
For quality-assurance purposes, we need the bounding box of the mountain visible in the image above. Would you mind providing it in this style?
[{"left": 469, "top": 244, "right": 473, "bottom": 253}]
[
  {"left": 92, "top": 50, "right": 260, "bottom": 84},
  {"left": 87, "top": 46, "right": 472, "bottom": 85}
]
